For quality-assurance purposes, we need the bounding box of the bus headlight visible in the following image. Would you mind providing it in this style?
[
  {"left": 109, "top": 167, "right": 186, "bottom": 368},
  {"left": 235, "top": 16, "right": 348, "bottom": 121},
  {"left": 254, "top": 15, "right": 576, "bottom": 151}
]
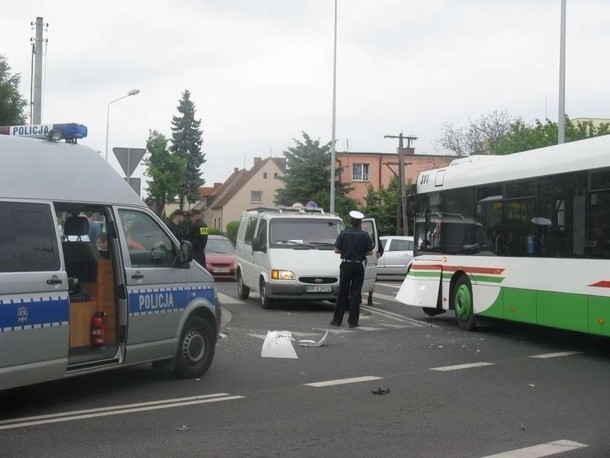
[{"left": 271, "top": 269, "right": 296, "bottom": 280}]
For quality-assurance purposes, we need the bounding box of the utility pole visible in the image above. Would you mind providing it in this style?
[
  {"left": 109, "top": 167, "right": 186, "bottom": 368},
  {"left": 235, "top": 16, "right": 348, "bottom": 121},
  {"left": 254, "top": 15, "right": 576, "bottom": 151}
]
[
  {"left": 385, "top": 133, "right": 417, "bottom": 235},
  {"left": 31, "top": 17, "right": 48, "bottom": 125}
]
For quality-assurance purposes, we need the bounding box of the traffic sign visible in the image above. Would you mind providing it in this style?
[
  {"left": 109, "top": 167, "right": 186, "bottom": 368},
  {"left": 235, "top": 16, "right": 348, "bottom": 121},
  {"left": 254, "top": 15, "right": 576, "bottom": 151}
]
[
  {"left": 113, "top": 147, "right": 146, "bottom": 177},
  {"left": 124, "top": 177, "right": 141, "bottom": 196}
]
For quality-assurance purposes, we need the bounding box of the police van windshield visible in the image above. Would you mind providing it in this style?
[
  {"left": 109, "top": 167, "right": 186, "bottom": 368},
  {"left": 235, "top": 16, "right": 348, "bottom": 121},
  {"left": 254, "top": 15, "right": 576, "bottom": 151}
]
[{"left": 270, "top": 219, "right": 344, "bottom": 249}]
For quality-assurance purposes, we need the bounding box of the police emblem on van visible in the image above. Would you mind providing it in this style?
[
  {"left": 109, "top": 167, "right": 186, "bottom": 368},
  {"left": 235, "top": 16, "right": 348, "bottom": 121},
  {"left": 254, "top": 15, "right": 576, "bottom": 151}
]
[{"left": 17, "top": 306, "right": 29, "bottom": 323}]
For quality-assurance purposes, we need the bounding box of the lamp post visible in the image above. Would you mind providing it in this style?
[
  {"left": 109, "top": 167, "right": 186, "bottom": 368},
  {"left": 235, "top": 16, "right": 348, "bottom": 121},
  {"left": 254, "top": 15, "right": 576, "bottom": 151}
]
[
  {"left": 329, "top": 0, "right": 338, "bottom": 213},
  {"left": 104, "top": 89, "right": 140, "bottom": 162}
]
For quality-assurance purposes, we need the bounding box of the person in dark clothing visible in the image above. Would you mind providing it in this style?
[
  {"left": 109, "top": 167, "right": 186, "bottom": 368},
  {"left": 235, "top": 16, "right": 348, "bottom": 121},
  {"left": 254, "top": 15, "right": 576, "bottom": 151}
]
[
  {"left": 167, "top": 209, "right": 185, "bottom": 241},
  {"left": 187, "top": 209, "right": 209, "bottom": 267},
  {"left": 331, "top": 210, "right": 374, "bottom": 328}
]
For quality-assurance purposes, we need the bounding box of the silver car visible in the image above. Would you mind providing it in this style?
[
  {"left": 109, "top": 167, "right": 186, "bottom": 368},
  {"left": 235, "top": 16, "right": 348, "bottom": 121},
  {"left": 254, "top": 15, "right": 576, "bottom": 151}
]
[{"left": 378, "top": 236, "right": 415, "bottom": 276}]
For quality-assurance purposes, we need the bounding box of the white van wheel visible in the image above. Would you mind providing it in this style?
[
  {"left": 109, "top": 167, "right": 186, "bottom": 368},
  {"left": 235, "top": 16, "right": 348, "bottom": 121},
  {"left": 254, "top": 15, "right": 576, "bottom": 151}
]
[
  {"left": 173, "top": 317, "right": 215, "bottom": 378},
  {"left": 237, "top": 271, "right": 250, "bottom": 299},
  {"left": 260, "top": 280, "right": 274, "bottom": 309}
]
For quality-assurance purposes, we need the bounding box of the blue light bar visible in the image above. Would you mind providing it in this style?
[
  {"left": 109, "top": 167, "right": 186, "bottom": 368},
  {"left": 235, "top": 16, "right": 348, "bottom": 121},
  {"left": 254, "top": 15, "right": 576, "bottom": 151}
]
[{"left": 0, "top": 123, "right": 88, "bottom": 141}]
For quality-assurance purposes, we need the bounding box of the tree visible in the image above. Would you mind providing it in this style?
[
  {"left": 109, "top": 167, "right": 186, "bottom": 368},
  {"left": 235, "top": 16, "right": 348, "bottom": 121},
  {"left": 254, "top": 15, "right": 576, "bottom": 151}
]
[
  {"left": 170, "top": 90, "right": 205, "bottom": 209},
  {"left": 437, "top": 110, "right": 516, "bottom": 156},
  {"left": 494, "top": 117, "right": 610, "bottom": 155},
  {"left": 144, "top": 130, "right": 186, "bottom": 217},
  {"left": 275, "top": 132, "right": 353, "bottom": 214},
  {"left": 0, "top": 55, "right": 27, "bottom": 125}
]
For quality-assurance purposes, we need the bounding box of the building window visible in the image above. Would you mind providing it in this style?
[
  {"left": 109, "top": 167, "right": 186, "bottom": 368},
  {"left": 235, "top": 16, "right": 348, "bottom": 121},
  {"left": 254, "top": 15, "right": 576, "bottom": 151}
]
[
  {"left": 251, "top": 191, "right": 263, "bottom": 203},
  {"left": 263, "top": 172, "right": 268, "bottom": 179},
  {"left": 274, "top": 172, "right": 278, "bottom": 178},
  {"left": 353, "top": 163, "right": 370, "bottom": 181}
]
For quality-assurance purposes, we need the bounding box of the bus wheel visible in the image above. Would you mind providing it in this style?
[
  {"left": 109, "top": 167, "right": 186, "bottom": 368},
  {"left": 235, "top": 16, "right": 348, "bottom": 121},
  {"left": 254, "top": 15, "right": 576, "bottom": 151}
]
[
  {"left": 453, "top": 276, "right": 476, "bottom": 331},
  {"left": 260, "top": 280, "right": 274, "bottom": 309},
  {"left": 174, "top": 317, "right": 215, "bottom": 378},
  {"left": 237, "top": 271, "right": 250, "bottom": 299},
  {"left": 422, "top": 307, "right": 445, "bottom": 317}
]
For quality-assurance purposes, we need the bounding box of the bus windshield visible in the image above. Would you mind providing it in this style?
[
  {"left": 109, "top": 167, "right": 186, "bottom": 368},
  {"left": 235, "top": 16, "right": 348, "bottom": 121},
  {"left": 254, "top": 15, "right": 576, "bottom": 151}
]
[{"left": 415, "top": 212, "right": 493, "bottom": 255}]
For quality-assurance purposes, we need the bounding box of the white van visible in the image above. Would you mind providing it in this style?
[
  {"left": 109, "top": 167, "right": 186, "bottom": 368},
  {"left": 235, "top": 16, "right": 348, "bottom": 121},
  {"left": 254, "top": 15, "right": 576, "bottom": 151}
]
[
  {"left": 0, "top": 132, "right": 220, "bottom": 391},
  {"left": 235, "top": 207, "right": 378, "bottom": 308}
]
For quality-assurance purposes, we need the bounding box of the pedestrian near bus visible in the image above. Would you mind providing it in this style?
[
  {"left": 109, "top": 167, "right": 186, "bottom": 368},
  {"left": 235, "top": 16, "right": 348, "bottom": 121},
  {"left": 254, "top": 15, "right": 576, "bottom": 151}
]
[
  {"left": 187, "top": 209, "right": 209, "bottom": 267},
  {"left": 331, "top": 210, "right": 374, "bottom": 328}
]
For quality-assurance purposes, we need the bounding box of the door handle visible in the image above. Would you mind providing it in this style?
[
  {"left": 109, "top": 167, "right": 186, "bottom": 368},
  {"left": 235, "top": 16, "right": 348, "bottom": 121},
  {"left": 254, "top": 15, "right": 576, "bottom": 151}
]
[
  {"left": 46, "top": 276, "right": 63, "bottom": 285},
  {"left": 131, "top": 272, "right": 144, "bottom": 280}
]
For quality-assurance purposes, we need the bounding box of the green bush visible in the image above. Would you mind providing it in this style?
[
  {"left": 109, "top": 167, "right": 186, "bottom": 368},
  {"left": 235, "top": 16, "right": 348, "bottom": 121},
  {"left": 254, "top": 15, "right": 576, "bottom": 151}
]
[{"left": 225, "top": 221, "right": 239, "bottom": 245}]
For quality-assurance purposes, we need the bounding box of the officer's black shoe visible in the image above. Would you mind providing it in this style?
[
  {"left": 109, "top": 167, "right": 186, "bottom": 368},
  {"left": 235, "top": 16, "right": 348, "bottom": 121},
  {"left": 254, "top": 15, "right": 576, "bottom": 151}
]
[
  {"left": 348, "top": 323, "right": 359, "bottom": 328},
  {"left": 330, "top": 321, "right": 340, "bottom": 326}
]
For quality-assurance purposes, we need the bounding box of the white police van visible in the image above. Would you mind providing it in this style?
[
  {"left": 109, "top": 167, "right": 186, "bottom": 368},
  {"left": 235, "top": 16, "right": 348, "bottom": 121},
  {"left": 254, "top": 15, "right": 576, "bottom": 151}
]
[
  {"left": 0, "top": 126, "right": 220, "bottom": 391},
  {"left": 235, "top": 206, "right": 378, "bottom": 308}
]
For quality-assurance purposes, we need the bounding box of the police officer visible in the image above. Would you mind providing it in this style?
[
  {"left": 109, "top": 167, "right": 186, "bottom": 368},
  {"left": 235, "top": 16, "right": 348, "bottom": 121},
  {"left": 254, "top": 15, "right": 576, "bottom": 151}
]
[
  {"left": 187, "top": 209, "right": 209, "bottom": 267},
  {"left": 331, "top": 210, "right": 374, "bottom": 328},
  {"left": 167, "top": 209, "right": 185, "bottom": 241}
]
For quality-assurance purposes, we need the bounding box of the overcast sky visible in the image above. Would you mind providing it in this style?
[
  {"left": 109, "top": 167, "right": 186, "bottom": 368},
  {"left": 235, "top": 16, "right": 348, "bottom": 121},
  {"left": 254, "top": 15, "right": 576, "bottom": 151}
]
[{"left": 3, "top": 1, "right": 609, "bottom": 190}]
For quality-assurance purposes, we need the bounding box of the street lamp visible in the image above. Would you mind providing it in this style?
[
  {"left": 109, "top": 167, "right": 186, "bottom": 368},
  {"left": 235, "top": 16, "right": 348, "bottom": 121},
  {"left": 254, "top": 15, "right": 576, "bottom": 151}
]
[{"left": 104, "top": 88, "right": 140, "bottom": 162}]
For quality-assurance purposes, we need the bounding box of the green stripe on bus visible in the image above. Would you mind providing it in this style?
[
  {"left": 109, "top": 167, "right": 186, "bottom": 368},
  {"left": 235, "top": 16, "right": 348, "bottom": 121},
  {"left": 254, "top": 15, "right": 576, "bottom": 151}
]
[{"left": 478, "top": 287, "right": 610, "bottom": 337}]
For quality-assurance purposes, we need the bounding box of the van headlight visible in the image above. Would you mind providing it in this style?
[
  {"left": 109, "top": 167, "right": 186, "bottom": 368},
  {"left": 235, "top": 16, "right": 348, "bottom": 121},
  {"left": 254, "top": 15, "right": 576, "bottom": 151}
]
[{"left": 271, "top": 269, "right": 296, "bottom": 280}]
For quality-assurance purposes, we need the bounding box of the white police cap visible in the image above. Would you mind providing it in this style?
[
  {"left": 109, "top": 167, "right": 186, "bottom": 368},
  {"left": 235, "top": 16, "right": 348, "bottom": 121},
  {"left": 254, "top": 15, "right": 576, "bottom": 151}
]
[{"left": 349, "top": 210, "right": 364, "bottom": 220}]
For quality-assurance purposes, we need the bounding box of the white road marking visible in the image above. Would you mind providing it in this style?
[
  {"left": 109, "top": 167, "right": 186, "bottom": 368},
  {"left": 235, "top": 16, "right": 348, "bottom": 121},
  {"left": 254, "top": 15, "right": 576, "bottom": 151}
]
[
  {"left": 217, "top": 292, "right": 245, "bottom": 305},
  {"left": 362, "top": 303, "right": 435, "bottom": 328},
  {"left": 481, "top": 439, "right": 587, "bottom": 457},
  {"left": 430, "top": 362, "right": 495, "bottom": 371},
  {"left": 0, "top": 393, "right": 244, "bottom": 430},
  {"left": 529, "top": 351, "right": 582, "bottom": 359},
  {"left": 304, "top": 375, "right": 383, "bottom": 387}
]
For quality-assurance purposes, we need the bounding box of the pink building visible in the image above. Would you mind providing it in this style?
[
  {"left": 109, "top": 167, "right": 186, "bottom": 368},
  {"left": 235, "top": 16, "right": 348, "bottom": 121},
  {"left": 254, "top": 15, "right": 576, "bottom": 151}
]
[{"left": 337, "top": 148, "right": 455, "bottom": 203}]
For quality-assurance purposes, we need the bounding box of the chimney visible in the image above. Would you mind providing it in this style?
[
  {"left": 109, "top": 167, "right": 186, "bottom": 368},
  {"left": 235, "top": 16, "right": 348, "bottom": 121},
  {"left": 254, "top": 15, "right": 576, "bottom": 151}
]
[
  {"left": 253, "top": 157, "right": 262, "bottom": 167},
  {"left": 234, "top": 168, "right": 239, "bottom": 174},
  {"left": 213, "top": 182, "right": 222, "bottom": 189}
]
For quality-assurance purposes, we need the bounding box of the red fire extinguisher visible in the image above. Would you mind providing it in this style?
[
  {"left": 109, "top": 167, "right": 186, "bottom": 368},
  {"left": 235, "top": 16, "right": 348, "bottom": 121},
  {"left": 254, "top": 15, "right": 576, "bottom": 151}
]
[{"left": 91, "top": 311, "right": 107, "bottom": 346}]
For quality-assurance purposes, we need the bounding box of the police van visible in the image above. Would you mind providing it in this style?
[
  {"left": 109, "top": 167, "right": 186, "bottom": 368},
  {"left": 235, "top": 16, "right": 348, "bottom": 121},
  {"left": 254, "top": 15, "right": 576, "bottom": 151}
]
[
  {"left": 235, "top": 206, "right": 378, "bottom": 308},
  {"left": 0, "top": 127, "right": 221, "bottom": 391}
]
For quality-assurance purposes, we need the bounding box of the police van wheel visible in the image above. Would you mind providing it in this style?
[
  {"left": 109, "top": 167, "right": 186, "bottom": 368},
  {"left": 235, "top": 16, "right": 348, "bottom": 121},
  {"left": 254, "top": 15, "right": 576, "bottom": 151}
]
[
  {"left": 453, "top": 276, "right": 476, "bottom": 331},
  {"left": 174, "top": 317, "right": 215, "bottom": 378},
  {"left": 260, "top": 280, "right": 274, "bottom": 309},
  {"left": 237, "top": 271, "right": 250, "bottom": 299}
]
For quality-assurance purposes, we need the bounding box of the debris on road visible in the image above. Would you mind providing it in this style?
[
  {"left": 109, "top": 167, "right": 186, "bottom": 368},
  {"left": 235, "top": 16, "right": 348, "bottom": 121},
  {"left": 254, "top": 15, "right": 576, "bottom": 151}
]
[
  {"left": 261, "top": 331, "right": 298, "bottom": 359},
  {"left": 298, "top": 330, "right": 329, "bottom": 347},
  {"left": 371, "top": 387, "right": 391, "bottom": 395}
]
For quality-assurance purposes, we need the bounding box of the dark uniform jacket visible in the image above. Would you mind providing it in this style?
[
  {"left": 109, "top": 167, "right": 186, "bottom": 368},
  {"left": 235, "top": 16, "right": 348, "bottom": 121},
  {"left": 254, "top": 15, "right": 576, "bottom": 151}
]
[
  {"left": 188, "top": 220, "right": 209, "bottom": 266},
  {"left": 167, "top": 221, "right": 185, "bottom": 241},
  {"left": 335, "top": 227, "right": 374, "bottom": 261}
]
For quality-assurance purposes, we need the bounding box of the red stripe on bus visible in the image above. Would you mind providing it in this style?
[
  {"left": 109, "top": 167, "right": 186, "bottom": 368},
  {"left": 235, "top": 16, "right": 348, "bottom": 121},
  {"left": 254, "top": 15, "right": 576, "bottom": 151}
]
[
  {"left": 444, "top": 265, "right": 505, "bottom": 275},
  {"left": 590, "top": 280, "right": 610, "bottom": 288},
  {"left": 410, "top": 264, "right": 443, "bottom": 271}
]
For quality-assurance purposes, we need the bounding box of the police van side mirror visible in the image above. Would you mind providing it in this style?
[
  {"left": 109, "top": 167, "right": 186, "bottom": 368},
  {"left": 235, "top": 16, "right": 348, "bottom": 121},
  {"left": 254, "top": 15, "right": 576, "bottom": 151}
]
[
  {"left": 252, "top": 236, "right": 266, "bottom": 253},
  {"left": 179, "top": 240, "right": 194, "bottom": 265}
]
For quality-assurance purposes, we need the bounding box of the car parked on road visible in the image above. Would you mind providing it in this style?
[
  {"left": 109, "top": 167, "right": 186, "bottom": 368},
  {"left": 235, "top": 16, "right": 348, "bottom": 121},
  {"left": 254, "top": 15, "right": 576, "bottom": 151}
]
[
  {"left": 378, "top": 236, "right": 415, "bottom": 276},
  {"left": 205, "top": 235, "right": 237, "bottom": 280}
]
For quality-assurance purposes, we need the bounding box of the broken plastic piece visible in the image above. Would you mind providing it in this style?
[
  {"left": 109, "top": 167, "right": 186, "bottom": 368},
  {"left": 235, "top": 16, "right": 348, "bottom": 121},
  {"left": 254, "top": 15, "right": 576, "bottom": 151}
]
[
  {"left": 371, "top": 387, "right": 391, "bottom": 395},
  {"left": 261, "top": 331, "right": 298, "bottom": 359},
  {"left": 298, "top": 330, "right": 329, "bottom": 347}
]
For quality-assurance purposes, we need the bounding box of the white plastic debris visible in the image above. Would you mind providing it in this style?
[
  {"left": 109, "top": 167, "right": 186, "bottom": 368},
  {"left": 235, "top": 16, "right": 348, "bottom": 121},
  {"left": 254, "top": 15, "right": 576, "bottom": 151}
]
[
  {"left": 261, "top": 331, "right": 298, "bottom": 359},
  {"left": 298, "top": 330, "right": 329, "bottom": 347}
]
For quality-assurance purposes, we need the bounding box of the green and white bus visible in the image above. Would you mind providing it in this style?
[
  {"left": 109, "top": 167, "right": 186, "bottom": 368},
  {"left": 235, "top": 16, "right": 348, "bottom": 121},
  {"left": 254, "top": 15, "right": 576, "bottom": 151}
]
[{"left": 396, "top": 134, "right": 610, "bottom": 335}]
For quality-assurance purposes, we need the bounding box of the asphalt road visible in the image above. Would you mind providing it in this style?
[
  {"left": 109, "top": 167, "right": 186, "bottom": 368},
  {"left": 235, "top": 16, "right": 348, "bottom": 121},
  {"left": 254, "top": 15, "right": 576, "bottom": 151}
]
[{"left": 2, "top": 276, "right": 610, "bottom": 457}]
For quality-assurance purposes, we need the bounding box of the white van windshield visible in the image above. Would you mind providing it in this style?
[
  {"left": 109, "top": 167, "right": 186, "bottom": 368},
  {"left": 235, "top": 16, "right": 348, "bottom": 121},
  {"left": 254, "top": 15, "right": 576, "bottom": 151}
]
[{"left": 269, "top": 218, "right": 344, "bottom": 249}]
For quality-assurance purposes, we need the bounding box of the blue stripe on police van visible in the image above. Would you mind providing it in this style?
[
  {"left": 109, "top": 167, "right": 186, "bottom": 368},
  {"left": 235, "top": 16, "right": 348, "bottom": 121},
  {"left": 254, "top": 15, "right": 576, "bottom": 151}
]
[
  {"left": 128, "top": 284, "right": 215, "bottom": 317},
  {"left": 0, "top": 295, "right": 69, "bottom": 333}
]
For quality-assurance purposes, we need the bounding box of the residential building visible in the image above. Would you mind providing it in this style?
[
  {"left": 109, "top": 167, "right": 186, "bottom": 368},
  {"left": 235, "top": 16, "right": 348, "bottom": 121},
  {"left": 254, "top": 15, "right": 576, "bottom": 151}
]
[
  {"left": 193, "top": 157, "right": 286, "bottom": 232},
  {"left": 337, "top": 148, "right": 455, "bottom": 203}
]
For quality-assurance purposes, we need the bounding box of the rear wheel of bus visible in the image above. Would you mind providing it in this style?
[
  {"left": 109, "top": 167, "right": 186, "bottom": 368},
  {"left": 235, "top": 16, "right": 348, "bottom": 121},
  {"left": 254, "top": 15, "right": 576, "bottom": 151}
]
[
  {"left": 453, "top": 275, "right": 476, "bottom": 331},
  {"left": 174, "top": 317, "right": 215, "bottom": 378}
]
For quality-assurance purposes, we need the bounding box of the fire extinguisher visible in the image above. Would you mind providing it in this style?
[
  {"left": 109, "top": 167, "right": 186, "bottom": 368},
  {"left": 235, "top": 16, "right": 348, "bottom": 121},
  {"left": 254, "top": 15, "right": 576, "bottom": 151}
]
[{"left": 91, "top": 311, "right": 107, "bottom": 346}]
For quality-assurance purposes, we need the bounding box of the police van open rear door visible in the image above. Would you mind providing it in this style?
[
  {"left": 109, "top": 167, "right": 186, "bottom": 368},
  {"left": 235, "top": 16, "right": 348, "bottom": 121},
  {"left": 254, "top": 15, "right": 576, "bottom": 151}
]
[{"left": 361, "top": 218, "right": 378, "bottom": 295}]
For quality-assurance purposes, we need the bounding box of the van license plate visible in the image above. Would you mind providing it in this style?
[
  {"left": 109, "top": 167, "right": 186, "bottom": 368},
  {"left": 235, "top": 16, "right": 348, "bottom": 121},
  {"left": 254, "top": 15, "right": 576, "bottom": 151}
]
[
  {"left": 213, "top": 267, "right": 230, "bottom": 273},
  {"left": 305, "top": 285, "right": 331, "bottom": 293}
]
